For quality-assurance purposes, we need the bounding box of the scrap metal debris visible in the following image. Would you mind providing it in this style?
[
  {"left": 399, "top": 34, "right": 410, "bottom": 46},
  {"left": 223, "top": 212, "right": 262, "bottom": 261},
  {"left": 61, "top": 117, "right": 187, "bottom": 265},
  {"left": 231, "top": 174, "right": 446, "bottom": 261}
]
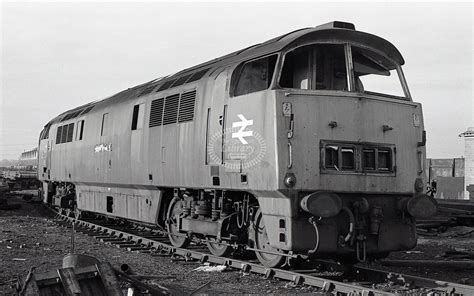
[
  {"left": 438, "top": 226, "right": 474, "bottom": 237},
  {"left": 17, "top": 254, "right": 180, "bottom": 296},
  {"left": 417, "top": 201, "right": 474, "bottom": 236}
]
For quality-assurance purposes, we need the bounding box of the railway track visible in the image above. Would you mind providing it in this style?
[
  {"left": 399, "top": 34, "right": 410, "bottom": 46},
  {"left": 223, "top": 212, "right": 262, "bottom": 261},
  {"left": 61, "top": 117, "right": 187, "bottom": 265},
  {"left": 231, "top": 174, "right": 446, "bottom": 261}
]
[{"left": 49, "top": 207, "right": 474, "bottom": 296}]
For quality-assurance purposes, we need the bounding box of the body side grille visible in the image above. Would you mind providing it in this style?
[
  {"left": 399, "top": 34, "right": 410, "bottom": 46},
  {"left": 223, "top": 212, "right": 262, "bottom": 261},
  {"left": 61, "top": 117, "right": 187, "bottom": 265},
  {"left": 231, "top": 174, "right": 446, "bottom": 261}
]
[
  {"left": 163, "top": 94, "right": 180, "bottom": 125},
  {"left": 178, "top": 90, "right": 196, "bottom": 122},
  {"left": 149, "top": 98, "right": 164, "bottom": 128}
]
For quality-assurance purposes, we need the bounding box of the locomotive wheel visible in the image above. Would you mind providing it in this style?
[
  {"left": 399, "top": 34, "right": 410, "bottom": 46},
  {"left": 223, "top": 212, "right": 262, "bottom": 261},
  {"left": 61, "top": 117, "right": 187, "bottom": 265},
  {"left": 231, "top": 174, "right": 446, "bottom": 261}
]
[
  {"left": 166, "top": 197, "right": 190, "bottom": 248},
  {"left": 250, "top": 209, "right": 286, "bottom": 268},
  {"left": 206, "top": 239, "right": 233, "bottom": 257}
]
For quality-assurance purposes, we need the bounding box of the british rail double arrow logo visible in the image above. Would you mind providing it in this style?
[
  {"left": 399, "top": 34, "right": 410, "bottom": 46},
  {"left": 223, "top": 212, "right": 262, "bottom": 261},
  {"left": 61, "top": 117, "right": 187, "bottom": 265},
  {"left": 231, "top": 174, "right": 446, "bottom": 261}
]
[{"left": 232, "top": 114, "right": 253, "bottom": 145}]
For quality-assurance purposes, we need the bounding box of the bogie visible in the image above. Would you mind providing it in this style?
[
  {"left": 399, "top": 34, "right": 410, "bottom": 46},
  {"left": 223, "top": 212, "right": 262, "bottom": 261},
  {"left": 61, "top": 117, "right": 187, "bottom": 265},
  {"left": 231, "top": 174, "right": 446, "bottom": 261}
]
[{"left": 163, "top": 189, "right": 255, "bottom": 253}]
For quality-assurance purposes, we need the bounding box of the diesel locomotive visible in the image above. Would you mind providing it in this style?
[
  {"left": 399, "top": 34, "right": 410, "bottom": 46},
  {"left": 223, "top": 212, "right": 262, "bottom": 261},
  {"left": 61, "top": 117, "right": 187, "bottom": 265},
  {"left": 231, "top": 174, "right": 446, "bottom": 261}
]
[{"left": 37, "top": 21, "right": 437, "bottom": 267}]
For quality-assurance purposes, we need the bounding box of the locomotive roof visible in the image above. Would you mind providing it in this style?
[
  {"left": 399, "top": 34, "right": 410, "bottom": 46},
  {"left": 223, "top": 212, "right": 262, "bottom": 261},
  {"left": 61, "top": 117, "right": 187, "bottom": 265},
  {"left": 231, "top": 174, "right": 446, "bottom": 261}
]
[
  {"left": 170, "top": 21, "right": 404, "bottom": 76},
  {"left": 47, "top": 21, "right": 404, "bottom": 124}
]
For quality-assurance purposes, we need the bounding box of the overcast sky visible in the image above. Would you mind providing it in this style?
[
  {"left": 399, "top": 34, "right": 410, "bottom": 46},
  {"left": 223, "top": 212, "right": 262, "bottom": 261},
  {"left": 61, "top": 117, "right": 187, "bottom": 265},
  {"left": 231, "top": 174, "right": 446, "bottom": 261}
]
[{"left": 0, "top": 1, "right": 472, "bottom": 159}]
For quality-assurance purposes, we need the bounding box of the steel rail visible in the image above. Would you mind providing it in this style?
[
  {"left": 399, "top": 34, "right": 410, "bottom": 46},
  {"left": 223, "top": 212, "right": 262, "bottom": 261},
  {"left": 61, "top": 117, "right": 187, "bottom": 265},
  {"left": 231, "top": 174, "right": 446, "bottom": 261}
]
[
  {"left": 312, "top": 259, "right": 474, "bottom": 295},
  {"left": 353, "top": 265, "right": 474, "bottom": 295},
  {"left": 49, "top": 208, "right": 474, "bottom": 296},
  {"left": 55, "top": 215, "right": 390, "bottom": 295}
]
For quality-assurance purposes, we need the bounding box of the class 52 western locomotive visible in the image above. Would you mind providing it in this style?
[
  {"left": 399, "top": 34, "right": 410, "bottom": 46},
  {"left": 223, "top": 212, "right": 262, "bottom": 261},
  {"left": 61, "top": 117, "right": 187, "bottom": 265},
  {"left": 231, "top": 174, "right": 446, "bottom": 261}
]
[{"left": 37, "top": 21, "right": 437, "bottom": 268}]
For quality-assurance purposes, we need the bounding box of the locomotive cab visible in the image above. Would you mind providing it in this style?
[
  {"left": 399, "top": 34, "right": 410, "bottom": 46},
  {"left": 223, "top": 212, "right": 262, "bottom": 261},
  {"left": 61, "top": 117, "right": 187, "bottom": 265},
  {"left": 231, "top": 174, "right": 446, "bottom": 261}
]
[{"left": 225, "top": 21, "right": 437, "bottom": 265}]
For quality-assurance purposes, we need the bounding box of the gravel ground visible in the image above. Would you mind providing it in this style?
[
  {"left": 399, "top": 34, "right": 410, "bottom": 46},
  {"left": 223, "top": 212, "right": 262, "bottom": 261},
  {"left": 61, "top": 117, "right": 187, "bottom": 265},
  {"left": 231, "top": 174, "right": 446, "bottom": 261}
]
[
  {"left": 0, "top": 192, "right": 473, "bottom": 295},
  {"left": 0, "top": 193, "right": 320, "bottom": 295},
  {"left": 374, "top": 232, "right": 474, "bottom": 285}
]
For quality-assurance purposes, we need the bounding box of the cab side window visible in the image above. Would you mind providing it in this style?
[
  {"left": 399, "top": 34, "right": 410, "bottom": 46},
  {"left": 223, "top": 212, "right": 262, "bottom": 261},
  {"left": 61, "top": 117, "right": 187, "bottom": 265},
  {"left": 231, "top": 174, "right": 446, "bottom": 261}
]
[
  {"left": 231, "top": 55, "right": 277, "bottom": 97},
  {"left": 101, "top": 113, "right": 109, "bottom": 136},
  {"left": 76, "top": 120, "right": 85, "bottom": 140},
  {"left": 131, "top": 103, "right": 144, "bottom": 130}
]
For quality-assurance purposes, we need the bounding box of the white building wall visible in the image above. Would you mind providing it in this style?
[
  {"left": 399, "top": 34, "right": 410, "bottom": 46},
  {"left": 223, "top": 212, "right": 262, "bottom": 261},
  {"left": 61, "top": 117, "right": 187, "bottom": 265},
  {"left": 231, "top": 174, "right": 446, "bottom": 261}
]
[
  {"left": 461, "top": 127, "right": 474, "bottom": 199},
  {"left": 465, "top": 135, "right": 474, "bottom": 199}
]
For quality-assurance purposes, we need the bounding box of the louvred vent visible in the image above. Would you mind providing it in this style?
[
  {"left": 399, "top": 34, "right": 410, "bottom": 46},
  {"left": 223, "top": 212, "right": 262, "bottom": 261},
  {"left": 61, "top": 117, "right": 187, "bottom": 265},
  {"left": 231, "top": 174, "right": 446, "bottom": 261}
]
[
  {"left": 149, "top": 98, "right": 164, "bottom": 127},
  {"left": 66, "top": 123, "right": 74, "bottom": 142},
  {"left": 162, "top": 94, "right": 179, "bottom": 125},
  {"left": 56, "top": 126, "right": 63, "bottom": 144},
  {"left": 178, "top": 90, "right": 196, "bottom": 122}
]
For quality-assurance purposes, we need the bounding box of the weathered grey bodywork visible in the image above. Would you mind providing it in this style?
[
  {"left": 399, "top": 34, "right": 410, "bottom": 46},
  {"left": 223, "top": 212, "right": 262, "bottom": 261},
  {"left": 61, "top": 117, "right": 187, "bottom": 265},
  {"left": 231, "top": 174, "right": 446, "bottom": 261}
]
[{"left": 38, "top": 22, "right": 426, "bottom": 254}]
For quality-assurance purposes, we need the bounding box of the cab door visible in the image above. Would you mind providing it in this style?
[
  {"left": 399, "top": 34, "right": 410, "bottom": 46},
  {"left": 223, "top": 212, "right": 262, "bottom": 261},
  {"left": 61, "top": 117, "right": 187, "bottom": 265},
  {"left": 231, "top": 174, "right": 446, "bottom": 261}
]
[
  {"left": 130, "top": 102, "right": 146, "bottom": 182},
  {"left": 38, "top": 125, "right": 53, "bottom": 202},
  {"left": 206, "top": 68, "right": 229, "bottom": 181},
  {"left": 38, "top": 126, "right": 52, "bottom": 180}
]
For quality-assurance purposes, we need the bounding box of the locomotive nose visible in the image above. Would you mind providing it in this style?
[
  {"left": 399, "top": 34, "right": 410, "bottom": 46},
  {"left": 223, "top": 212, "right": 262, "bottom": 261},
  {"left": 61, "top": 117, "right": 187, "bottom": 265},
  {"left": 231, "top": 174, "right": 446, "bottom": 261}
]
[
  {"left": 397, "top": 194, "right": 438, "bottom": 218},
  {"left": 300, "top": 191, "right": 342, "bottom": 218}
]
